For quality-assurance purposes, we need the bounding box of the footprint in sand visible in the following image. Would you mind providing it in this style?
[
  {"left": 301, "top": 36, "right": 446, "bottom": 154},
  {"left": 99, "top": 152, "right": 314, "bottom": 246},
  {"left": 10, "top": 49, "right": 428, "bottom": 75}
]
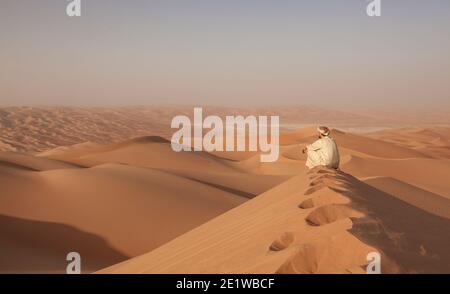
[
  {"left": 269, "top": 168, "right": 362, "bottom": 273},
  {"left": 275, "top": 199, "right": 364, "bottom": 273},
  {"left": 299, "top": 193, "right": 350, "bottom": 209},
  {"left": 303, "top": 172, "right": 361, "bottom": 226},
  {"left": 304, "top": 183, "right": 348, "bottom": 196},
  {"left": 275, "top": 234, "right": 369, "bottom": 274},
  {"left": 275, "top": 243, "right": 320, "bottom": 274},
  {"left": 269, "top": 232, "right": 296, "bottom": 251},
  {"left": 305, "top": 172, "right": 352, "bottom": 195},
  {"left": 305, "top": 204, "right": 360, "bottom": 226}
]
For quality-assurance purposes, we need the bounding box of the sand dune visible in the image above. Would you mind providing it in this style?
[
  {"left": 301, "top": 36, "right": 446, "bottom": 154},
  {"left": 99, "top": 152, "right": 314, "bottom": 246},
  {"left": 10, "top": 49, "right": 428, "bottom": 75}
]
[
  {"left": 40, "top": 136, "right": 240, "bottom": 173},
  {"left": 365, "top": 127, "right": 450, "bottom": 158},
  {"left": 0, "top": 162, "right": 250, "bottom": 273},
  {"left": 342, "top": 155, "right": 450, "bottom": 198},
  {"left": 0, "top": 214, "right": 127, "bottom": 274},
  {"left": 99, "top": 168, "right": 450, "bottom": 274},
  {"left": 1, "top": 107, "right": 450, "bottom": 274},
  {"left": 363, "top": 177, "right": 450, "bottom": 219},
  {"left": 97, "top": 127, "right": 450, "bottom": 274},
  {"left": 0, "top": 139, "right": 285, "bottom": 273},
  {"left": 100, "top": 168, "right": 372, "bottom": 274},
  {"left": 0, "top": 151, "right": 81, "bottom": 171}
]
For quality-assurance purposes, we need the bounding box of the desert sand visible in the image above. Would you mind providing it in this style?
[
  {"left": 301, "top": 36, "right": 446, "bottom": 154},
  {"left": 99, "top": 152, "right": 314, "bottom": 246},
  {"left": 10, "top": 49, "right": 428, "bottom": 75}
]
[{"left": 1, "top": 107, "right": 450, "bottom": 273}]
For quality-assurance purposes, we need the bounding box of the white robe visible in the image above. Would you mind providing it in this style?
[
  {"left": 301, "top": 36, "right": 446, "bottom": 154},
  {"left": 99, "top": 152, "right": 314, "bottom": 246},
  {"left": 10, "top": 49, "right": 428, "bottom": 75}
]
[{"left": 305, "top": 136, "right": 340, "bottom": 169}]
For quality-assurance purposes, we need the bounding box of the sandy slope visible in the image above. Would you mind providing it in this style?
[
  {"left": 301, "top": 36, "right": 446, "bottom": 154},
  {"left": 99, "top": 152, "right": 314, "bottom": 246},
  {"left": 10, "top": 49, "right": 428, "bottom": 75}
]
[
  {"left": 98, "top": 168, "right": 375, "bottom": 274},
  {"left": 342, "top": 156, "right": 450, "bottom": 198},
  {"left": 0, "top": 162, "right": 249, "bottom": 273},
  {"left": 365, "top": 128, "right": 450, "bottom": 157},
  {"left": 363, "top": 177, "right": 450, "bottom": 219},
  {"left": 99, "top": 167, "right": 450, "bottom": 274},
  {"left": 1, "top": 118, "right": 450, "bottom": 273},
  {"left": 0, "top": 139, "right": 284, "bottom": 273},
  {"left": 39, "top": 136, "right": 240, "bottom": 173}
]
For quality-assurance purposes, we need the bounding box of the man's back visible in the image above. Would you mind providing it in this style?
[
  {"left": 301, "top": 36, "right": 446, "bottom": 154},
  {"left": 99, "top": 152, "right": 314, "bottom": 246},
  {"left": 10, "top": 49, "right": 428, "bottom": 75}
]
[{"left": 306, "top": 136, "right": 340, "bottom": 169}]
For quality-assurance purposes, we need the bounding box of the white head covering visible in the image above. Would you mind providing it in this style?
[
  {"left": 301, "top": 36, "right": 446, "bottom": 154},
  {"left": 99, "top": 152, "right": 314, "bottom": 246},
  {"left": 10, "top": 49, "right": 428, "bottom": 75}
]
[{"left": 317, "top": 126, "right": 330, "bottom": 136}]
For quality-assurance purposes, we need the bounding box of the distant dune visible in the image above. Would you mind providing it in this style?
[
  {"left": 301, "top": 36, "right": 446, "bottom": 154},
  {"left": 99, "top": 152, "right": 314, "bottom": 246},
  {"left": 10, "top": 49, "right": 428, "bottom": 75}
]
[
  {"left": 0, "top": 137, "right": 284, "bottom": 273},
  {"left": 2, "top": 106, "right": 449, "bottom": 153},
  {"left": 1, "top": 107, "right": 449, "bottom": 273}
]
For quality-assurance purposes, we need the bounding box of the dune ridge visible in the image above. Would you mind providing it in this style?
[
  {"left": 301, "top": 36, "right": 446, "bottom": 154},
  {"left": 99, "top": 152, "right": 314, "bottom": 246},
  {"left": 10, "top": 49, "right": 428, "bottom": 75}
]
[{"left": 98, "top": 167, "right": 450, "bottom": 274}]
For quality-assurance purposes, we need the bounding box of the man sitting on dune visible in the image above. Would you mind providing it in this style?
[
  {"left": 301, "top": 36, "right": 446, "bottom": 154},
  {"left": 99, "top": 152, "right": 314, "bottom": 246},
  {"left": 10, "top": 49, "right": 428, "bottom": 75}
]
[{"left": 302, "top": 126, "right": 340, "bottom": 169}]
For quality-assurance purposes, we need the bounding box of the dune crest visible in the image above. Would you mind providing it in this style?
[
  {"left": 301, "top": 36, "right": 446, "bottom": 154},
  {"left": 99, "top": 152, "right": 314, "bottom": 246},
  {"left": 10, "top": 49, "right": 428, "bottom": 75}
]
[{"left": 99, "top": 166, "right": 450, "bottom": 274}]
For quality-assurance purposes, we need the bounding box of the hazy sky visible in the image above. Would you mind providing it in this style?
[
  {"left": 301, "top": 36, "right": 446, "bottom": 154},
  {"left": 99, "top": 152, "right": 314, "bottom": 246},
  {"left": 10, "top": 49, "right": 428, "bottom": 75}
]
[{"left": 1, "top": 0, "right": 449, "bottom": 108}]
